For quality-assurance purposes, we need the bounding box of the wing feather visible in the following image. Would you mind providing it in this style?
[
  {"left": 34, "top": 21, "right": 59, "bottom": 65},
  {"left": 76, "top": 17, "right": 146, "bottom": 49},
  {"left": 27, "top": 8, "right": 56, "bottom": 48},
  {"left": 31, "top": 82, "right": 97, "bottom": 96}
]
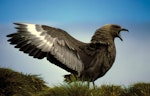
[{"left": 7, "top": 23, "right": 85, "bottom": 74}]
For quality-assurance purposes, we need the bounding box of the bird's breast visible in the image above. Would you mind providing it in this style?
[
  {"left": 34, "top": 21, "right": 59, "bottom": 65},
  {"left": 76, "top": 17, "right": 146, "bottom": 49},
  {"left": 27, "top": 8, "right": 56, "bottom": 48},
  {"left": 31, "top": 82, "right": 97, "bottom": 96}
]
[{"left": 79, "top": 43, "right": 116, "bottom": 81}]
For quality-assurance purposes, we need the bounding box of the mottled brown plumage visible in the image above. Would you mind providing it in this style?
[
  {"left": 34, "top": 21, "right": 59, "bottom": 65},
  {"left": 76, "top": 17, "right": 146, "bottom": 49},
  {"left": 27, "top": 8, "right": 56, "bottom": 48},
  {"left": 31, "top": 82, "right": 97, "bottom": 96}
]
[{"left": 7, "top": 23, "right": 128, "bottom": 85}]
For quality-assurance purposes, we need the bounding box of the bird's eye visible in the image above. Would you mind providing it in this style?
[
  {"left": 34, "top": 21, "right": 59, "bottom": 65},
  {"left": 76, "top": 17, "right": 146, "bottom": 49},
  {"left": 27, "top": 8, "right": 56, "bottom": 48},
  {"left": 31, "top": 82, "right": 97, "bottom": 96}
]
[{"left": 113, "top": 25, "right": 120, "bottom": 28}]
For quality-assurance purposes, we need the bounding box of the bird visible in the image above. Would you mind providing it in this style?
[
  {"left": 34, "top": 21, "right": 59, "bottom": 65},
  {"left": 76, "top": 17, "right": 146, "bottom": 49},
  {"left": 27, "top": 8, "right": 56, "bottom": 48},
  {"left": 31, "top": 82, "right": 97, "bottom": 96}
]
[{"left": 7, "top": 23, "right": 128, "bottom": 86}]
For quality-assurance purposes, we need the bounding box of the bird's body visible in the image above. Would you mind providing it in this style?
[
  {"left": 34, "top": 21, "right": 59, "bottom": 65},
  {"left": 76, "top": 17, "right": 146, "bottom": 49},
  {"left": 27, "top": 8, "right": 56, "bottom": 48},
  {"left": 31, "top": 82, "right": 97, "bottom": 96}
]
[{"left": 7, "top": 23, "right": 128, "bottom": 84}]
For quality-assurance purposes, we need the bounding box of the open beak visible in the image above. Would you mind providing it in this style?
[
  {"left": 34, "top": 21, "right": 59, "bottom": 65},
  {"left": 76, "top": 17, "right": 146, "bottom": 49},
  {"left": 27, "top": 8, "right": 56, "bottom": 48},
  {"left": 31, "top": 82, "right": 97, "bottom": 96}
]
[
  {"left": 118, "top": 28, "right": 129, "bottom": 41},
  {"left": 121, "top": 28, "right": 129, "bottom": 32}
]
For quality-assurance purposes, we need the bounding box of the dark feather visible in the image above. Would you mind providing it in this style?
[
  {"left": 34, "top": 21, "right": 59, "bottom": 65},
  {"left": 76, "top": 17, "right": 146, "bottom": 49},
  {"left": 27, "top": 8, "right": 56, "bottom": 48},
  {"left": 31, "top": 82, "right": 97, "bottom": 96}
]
[{"left": 7, "top": 23, "right": 128, "bottom": 84}]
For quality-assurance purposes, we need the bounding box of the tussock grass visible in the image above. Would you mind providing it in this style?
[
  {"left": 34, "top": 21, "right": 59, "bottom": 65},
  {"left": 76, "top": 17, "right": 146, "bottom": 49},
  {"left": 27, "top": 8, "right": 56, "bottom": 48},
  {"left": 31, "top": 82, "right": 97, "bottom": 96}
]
[
  {"left": 44, "top": 82, "right": 90, "bottom": 96},
  {"left": 43, "top": 82, "right": 150, "bottom": 96},
  {"left": 0, "top": 67, "right": 150, "bottom": 96},
  {"left": 0, "top": 67, "right": 49, "bottom": 96},
  {"left": 125, "top": 82, "right": 150, "bottom": 96},
  {"left": 93, "top": 85, "right": 125, "bottom": 96}
]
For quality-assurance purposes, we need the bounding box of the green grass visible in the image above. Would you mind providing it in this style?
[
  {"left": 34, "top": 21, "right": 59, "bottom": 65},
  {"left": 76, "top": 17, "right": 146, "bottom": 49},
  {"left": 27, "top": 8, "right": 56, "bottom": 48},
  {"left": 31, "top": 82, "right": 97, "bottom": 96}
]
[
  {"left": 125, "top": 83, "right": 150, "bottom": 96},
  {"left": 0, "top": 67, "right": 150, "bottom": 96},
  {"left": 0, "top": 67, "right": 49, "bottom": 96}
]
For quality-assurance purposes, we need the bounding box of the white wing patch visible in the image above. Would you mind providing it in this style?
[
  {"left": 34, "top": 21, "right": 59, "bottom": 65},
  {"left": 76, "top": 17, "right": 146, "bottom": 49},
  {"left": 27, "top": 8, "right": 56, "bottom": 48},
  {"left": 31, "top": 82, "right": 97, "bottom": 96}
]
[
  {"left": 16, "top": 23, "right": 84, "bottom": 73},
  {"left": 22, "top": 23, "right": 56, "bottom": 52}
]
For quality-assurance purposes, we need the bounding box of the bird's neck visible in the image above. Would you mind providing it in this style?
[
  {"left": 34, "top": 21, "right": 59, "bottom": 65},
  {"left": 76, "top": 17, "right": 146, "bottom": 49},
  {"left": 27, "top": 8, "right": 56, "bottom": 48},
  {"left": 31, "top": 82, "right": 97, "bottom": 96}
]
[{"left": 91, "top": 30, "right": 114, "bottom": 45}]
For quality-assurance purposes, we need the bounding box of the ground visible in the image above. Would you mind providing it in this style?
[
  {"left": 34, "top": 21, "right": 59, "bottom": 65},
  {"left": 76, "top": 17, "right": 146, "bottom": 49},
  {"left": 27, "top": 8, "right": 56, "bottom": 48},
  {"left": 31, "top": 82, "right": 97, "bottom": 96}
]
[{"left": 0, "top": 67, "right": 149, "bottom": 96}]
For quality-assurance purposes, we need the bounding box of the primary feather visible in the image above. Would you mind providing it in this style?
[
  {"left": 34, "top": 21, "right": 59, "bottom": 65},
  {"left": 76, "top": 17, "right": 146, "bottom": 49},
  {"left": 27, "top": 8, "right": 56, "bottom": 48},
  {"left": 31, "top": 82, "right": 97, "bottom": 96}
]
[{"left": 7, "top": 23, "right": 128, "bottom": 83}]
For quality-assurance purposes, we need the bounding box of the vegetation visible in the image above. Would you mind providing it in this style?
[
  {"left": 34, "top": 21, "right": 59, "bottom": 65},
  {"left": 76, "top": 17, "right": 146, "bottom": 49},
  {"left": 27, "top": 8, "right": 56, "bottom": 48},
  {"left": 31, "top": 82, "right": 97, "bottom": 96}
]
[
  {"left": 0, "top": 67, "right": 49, "bottom": 96},
  {"left": 0, "top": 67, "right": 150, "bottom": 96}
]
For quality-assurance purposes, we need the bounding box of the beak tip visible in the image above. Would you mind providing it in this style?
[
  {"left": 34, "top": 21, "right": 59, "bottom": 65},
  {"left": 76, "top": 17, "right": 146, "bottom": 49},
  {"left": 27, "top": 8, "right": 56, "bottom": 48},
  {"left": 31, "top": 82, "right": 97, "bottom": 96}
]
[
  {"left": 119, "top": 37, "right": 123, "bottom": 41},
  {"left": 121, "top": 28, "right": 129, "bottom": 32}
]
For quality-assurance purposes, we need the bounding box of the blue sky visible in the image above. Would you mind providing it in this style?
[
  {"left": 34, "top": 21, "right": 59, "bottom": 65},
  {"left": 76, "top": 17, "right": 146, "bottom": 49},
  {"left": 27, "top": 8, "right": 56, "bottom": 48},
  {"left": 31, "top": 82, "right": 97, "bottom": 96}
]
[{"left": 0, "top": 0, "right": 150, "bottom": 86}]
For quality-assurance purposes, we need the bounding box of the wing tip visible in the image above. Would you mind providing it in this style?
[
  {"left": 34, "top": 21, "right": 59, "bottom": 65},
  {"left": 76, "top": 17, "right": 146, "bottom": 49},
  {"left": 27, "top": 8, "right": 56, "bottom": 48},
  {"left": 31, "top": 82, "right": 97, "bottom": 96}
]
[
  {"left": 6, "top": 33, "right": 16, "bottom": 37},
  {"left": 13, "top": 22, "right": 35, "bottom": 25},
  {"left": 13, "top": 22, "right": 23, "bottom": 25},
  {"left": 6, "top": 34, "right": 11, "bottom": 37}
]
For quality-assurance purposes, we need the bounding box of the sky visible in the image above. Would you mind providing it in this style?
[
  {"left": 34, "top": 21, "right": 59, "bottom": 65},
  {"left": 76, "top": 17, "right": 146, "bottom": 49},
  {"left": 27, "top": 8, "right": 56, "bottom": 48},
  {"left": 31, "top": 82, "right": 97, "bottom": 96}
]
[{"left": 0, "top": 0, "right": 150, "bottom": 86}]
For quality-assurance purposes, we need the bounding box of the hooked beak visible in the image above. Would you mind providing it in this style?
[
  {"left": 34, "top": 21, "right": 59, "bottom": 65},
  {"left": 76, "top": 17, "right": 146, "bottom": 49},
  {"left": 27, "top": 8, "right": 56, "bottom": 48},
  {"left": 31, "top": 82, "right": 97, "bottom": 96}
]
[
  {"left": 118, "top": 28, "right": 129, "bottom": 41},
  {"left": 121, "top": 28, "right": 129, "bottom": 32}
]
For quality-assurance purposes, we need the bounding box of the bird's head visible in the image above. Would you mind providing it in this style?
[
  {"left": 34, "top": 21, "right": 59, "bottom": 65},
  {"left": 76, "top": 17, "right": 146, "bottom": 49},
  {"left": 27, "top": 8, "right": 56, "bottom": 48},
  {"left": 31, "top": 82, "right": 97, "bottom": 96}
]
[{"left": 103, "top": 24, "right": 129, "bottom": 41}]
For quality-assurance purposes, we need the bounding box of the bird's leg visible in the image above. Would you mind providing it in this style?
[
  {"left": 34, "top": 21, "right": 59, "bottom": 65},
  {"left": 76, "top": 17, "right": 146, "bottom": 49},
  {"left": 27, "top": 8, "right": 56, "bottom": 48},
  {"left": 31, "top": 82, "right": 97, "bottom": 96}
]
[
  {"left": 87, "top": 81, "right": 90, "bottom": 88},
  {"left": 92, "top": 81, "right": 96, "bottom": 89}
]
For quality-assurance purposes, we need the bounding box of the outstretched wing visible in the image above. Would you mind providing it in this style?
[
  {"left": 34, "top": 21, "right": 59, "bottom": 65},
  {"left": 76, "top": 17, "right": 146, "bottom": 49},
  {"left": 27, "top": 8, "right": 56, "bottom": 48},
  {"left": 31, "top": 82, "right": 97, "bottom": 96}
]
[{"left": 7, "top": 23, "right": 85, "bottom": 74}]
